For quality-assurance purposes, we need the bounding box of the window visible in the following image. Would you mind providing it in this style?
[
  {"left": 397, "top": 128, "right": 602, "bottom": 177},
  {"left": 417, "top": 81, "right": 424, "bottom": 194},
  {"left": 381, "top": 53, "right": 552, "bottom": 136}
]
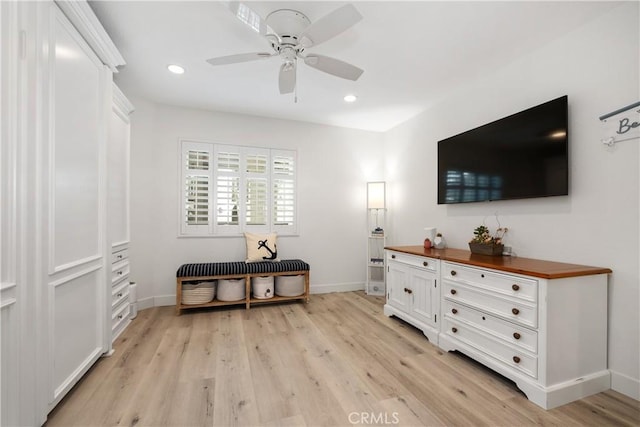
[{"left": 180, "top": 140, "right": 297, "bottom": 236}]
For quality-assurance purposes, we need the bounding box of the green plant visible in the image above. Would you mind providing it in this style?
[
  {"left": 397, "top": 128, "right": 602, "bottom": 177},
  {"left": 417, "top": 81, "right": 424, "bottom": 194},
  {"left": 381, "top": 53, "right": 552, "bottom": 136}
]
[{"left": 470, "top": 225, "right": 508, "bottom": 245}]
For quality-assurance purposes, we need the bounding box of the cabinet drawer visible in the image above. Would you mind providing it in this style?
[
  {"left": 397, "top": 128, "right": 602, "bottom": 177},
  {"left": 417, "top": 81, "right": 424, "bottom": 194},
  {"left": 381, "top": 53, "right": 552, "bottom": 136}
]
[
  {"left": 442, "top": 262, "right": 537, "bottom": 303},
  {"left": 112, "top": 297, "right": 130, "bottom": 330},
  {"left": 443, "top": 300, "right": 537, "bottom": 354},
  {"left": 443, "top": 281, "right": 537, "bottom": 328},
  {"left": 111, "top": 260, "right": 130, "bottom": 285},
  {"left": 112, "top": 280, "right": 130, "bottom": 308},
  {"left": 443, "top": 318, "right": 538, "bottom": 379},
  {"left": 387, "top": 251, "right": 438, "bottom": 272},
  {"left": 111, "top": 248, "right": 129, "bottom": 264}
]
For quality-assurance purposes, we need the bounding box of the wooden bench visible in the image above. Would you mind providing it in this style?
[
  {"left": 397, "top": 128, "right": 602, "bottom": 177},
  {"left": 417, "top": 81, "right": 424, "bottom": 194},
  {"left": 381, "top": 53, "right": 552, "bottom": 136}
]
[{"left": 175, "top": 259, "right": 310, "bottom": 315}]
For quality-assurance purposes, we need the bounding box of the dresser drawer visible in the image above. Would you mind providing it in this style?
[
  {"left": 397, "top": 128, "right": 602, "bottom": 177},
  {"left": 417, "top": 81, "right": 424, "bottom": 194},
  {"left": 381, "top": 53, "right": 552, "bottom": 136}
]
[
  {"left": 443, "top": 317, "right": 538, "bottom": 379},
  {"left": 111, "top": 247, "right": 129, "bottom": 264},
  {"left": 112, "top": 280, "right": 130, "bottom": 309},
  {"left": 111, "top": 260, "right": 130, "bottom": 285},
  {"left": 442, "top": 262, "right": 537, "bottom": 303},
  {"left": 443, "top": 300, "right": 538, "bottom": 354},
  {"left": 443, "top": 280, "right": 537, "bottom": 328},
  {"left": 387, "top": 251, "right": 438, "bottom": 272}
]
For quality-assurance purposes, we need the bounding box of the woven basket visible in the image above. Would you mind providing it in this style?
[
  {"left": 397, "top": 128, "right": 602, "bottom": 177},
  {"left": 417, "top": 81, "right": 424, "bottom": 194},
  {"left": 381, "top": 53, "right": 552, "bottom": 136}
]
[
  {"left": 275, "top": 274, "right": 304, "bottom": 297},
  {"left": 182, "top": 281, "right": 216, "bottom": 305}
]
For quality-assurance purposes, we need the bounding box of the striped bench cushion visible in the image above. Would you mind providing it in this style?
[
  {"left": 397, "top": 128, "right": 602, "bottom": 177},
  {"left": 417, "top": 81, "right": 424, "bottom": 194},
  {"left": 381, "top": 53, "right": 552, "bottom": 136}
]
[{"left": 176, "top": 259, "right": 310, "bottom": 278}]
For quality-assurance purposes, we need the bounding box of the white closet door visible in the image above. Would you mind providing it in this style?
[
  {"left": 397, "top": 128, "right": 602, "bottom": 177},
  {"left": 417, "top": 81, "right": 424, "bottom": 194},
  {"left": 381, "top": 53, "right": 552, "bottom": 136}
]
[
  {"left": 44, "top": 3, "right": 108, "bottom": 409},
  {"left": 108, "top": 91, "right": 131, "bottom": 247},
  {"left": 1, "top": 1, "right": 22, "bottom": 425}
]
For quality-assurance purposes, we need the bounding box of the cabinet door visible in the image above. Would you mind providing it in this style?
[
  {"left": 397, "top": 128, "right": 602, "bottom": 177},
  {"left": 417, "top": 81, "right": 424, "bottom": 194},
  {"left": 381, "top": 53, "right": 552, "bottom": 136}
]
[
  {"left": 387, "top": 261, "right": 409, "bottom": 312},
  {"left": 44, "top": 3, "right": 109, "bottom": 410},
  {"left": 409, "top": 267, "right": 438, "bottom": 328}
]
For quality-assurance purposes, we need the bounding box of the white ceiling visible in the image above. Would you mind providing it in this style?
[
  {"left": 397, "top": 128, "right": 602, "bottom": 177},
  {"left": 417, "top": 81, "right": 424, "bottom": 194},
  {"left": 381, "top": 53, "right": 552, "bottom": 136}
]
[{"left": 89, "top": 1, "right": 620, "bottom": 132}]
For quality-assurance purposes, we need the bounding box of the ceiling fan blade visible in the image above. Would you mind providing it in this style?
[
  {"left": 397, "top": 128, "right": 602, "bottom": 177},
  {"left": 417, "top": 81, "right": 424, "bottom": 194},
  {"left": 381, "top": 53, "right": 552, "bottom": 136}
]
[
  {"left": 299, "top": 4, "right": 362, "bottom": 48},
  {"left": 227, "top": 1, "right": 271, "bottom": 36},
  {"left": 279, "top": 62, "right": 296, "bottom": 94},
  {"left": 206, "top": 52, "right": 273, "bottom": 66},
  {"left": 304, "top": 54, "right": 363, "bottom": 81}
]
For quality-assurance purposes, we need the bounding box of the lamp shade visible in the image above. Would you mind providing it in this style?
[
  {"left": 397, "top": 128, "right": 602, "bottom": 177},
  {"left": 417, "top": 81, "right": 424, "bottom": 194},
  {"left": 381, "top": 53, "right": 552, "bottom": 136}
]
[{"left": 367, "top": 182, "right": 386, "bottom": 209}]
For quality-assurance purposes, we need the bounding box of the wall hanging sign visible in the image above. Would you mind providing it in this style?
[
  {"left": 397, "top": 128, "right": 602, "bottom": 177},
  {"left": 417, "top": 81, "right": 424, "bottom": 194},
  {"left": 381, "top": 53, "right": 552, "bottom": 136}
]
[{"left": 599, "top": 101, "right": 640, "bottom": 147}]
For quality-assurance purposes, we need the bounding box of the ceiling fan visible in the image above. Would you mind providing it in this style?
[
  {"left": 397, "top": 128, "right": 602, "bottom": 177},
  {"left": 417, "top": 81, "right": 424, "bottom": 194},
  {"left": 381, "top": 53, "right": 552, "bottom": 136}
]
[{"left": 207, "top": 2, "right": 364, "bottom": 95}]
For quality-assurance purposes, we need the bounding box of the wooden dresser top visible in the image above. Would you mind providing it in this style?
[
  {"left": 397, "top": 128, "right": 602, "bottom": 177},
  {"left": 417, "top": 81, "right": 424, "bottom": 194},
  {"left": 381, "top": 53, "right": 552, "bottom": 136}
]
[{"left": 385, "top": 246, "right": 612, "bottom": 279}]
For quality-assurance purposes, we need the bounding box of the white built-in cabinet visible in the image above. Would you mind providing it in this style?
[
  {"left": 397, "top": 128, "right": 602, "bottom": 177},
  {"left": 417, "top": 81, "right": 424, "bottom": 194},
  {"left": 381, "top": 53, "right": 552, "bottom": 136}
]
[
  {"left": 0, "top": 1, "right": 127, "bottom": 424},
  {"left": 107, "top": 85, "right": 134, "bottom": 350},
  {"left": 384, "top": 246, "right": 611, "bottom": 410}
]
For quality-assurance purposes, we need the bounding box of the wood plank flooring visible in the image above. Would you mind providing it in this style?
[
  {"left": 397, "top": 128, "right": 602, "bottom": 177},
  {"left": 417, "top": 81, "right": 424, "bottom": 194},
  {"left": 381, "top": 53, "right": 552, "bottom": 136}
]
[{"left": 46, "top": 291, "right": 639, "bottom": 426}]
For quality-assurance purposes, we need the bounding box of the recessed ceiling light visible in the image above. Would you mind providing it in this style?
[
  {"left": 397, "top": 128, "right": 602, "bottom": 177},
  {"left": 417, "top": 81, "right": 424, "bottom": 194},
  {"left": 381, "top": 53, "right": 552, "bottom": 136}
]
[
  {"left": 344, "top": 94, "right": 357, "bottom": 103},
  {"left": 167, "top": 64, "right": 185, "bottom": 74}
]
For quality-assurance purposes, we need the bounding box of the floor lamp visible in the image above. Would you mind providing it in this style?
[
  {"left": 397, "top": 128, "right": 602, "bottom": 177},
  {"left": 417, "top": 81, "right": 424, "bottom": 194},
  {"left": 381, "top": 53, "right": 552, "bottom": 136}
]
[{"left": 367, "top": 182, "right": 386, "bottom": 233}]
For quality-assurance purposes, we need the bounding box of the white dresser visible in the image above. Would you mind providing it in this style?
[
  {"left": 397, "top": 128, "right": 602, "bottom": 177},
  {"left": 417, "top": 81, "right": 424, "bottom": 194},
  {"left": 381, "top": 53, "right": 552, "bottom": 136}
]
[{"left": 385, "top": 246, "right": 611, "bottom": 409}]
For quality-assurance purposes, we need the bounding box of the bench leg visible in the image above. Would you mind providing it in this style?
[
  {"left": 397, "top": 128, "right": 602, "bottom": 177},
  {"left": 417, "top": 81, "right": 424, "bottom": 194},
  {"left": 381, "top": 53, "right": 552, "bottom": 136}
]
[{"left": 176, "top": 279, "right": 182, "bottom": 315}]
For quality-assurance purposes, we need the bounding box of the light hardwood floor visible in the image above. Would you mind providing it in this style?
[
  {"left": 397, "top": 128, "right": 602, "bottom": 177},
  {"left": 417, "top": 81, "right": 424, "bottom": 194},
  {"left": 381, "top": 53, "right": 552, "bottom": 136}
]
[{"left": 46, "top": 291, "right": 639, "bottom": 426}]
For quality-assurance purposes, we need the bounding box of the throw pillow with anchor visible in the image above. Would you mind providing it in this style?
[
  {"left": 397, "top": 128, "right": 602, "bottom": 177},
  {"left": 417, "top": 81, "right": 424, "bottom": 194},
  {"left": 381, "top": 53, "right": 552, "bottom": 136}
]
[{"left": 244, "top": 232, "right": 281, "bottom": 262}]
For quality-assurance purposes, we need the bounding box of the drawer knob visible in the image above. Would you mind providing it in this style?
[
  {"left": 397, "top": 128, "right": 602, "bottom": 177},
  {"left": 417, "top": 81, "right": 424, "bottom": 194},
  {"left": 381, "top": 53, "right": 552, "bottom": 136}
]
[
  {"left": 117, "top": 271, "right": 123, "bottom": 275},
  {"left": 423, "top": 261, "right": 428, "bottom": 267},
  {"left": 512, "top": 284, "right": 520, "bottom": 291},
  {"left": 512, "top": 308, "right": 520, "bottom": 315},
  {"left": 451, "top": 308, "right": 458, "bottom": 314},
  {"left": 406, "top": 288, "right": 413, "bottom": 294},
  {"left": 117, "top": 293, "right": 123, "bottom": 297},
  {"left": 450, "top": 270, "right": 457, "bottom": 276},
  {"left": 513, "top": 332, "right": 521, "bottom": 340},
  {"left": 451, "top": 327, "right": 458, "bottom": 333},
  {"left": 118, "top": 314, "right": 123, "bottom": 320},
  {"left": 513, "top": 356, "right": 521, "bottom": 364},
  {"left": 450, "top": 289, "right": 457, "bottom": 295},
  {"left": 118, "top": 255, "right": 123, "bottom": 259},
  {"left": 391, "top": 254, "right": 396, "bottom": 259}
]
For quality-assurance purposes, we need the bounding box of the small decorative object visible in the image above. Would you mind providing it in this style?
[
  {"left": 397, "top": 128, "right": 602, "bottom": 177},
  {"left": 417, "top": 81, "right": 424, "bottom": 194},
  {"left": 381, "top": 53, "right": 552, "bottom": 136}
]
[
  {"left": 434, "top": 233, "right": 446, "bottom": 249},
  {"left": 469, "top": 224, "right": 508, "bottom": 256},
  {"left": 424, "top": 227, "right": 436, "bottom": 250},
  {"left": 423, "top": 238, "right": 432, "bottom": 249}
]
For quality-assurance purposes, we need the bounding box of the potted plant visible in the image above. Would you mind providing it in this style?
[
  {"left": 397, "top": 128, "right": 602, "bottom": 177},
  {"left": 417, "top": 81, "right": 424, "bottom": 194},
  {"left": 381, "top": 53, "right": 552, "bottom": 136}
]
[{"left": 469, "top": 225, "right": 508, "bottom": 256}]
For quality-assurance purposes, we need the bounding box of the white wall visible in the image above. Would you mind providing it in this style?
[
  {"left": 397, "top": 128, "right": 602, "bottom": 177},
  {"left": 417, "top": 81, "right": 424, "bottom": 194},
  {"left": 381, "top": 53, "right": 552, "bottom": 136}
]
[
  {"left": 128, "top": 99, "right": 384, "bottom": 305},
  {"left": 383, "top": 3, "right": 639, "bottom": 399}
]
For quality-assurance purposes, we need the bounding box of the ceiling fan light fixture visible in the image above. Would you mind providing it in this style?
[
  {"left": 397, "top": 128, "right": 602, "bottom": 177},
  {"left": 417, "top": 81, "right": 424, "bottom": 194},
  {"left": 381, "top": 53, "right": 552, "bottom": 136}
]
[
  {"left": 167, "top": 64, "right": 185, "bottom": 74},
  {"left": 344, "top": 94, "right": 357, "bottom": 103}
]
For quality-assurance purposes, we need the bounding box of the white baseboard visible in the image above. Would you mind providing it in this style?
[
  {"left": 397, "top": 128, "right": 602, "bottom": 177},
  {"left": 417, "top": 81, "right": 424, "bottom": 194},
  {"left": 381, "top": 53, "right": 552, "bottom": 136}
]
[
  {"left": 310, "top": 282, "right": 364, "bottom": 294},
  {"left": 611, "top": 370, "right": 640, "bottom": 400},
  {"left": 136, "top": 296, "right": 155, "bottom": 311}
]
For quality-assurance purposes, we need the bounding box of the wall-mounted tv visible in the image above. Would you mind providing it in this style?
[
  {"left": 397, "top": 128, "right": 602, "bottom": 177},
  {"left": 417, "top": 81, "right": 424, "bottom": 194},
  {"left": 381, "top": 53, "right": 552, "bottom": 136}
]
[{"left": 437, "top": 95, "right": 568, "bottom": 204}]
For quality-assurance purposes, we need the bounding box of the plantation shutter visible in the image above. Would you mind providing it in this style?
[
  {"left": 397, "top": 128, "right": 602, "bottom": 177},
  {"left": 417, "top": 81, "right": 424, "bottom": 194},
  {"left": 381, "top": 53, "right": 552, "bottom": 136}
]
[
  {"left": 180, "top": 140, "right": 297, "bottom": 236},
  {"left": 272, "top": 150, "right": 296, "bottom": 234},
  {"left": 181, "top": 142, "right": 213, "bottom": 235},
  {"left": 245, "top": 149, "right": 269, "bottom": 230},
  {"left": 214, "top": 145, "right": 241, "bottom": 234}
]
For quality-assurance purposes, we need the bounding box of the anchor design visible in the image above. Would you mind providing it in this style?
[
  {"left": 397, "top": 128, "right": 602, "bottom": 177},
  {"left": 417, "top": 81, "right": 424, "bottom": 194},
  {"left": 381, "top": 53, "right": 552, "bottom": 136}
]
[{"left": 257, "top": 239, "right": 278, "bottom": 260}]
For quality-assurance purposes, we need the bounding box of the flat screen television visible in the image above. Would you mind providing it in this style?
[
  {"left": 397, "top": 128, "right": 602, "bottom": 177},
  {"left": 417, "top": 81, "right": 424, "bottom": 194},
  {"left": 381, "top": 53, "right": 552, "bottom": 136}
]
[{"left": 437, "top": 95, "right": 568, "bottom": 204}]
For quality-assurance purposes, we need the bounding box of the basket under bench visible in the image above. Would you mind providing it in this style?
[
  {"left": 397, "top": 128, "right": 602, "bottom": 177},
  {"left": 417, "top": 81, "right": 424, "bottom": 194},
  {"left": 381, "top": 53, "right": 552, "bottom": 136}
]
[{"left": 175, "top": 259, "right": 310, "bottom": 315}]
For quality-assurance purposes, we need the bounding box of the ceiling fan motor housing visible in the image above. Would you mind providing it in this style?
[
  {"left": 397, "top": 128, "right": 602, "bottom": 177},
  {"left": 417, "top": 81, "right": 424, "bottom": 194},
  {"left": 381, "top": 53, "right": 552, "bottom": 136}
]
[{"left": 266, "top": 9, "right": 311, "bottom": 46}]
